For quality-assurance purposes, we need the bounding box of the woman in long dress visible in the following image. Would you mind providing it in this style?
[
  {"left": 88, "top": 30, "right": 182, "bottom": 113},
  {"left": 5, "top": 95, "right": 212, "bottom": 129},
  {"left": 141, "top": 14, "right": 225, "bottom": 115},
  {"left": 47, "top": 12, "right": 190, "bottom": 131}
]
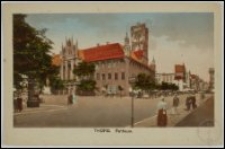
[{"left": 157, "top": 96, "right": 168, "bottom": 126}]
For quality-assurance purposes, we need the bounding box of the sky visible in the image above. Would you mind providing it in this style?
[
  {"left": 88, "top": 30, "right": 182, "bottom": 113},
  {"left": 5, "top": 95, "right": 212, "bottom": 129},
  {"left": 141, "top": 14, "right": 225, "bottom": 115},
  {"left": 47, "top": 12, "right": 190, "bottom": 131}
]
[{"left": 25, "top": 13, "right": 214, "bottom": 82}]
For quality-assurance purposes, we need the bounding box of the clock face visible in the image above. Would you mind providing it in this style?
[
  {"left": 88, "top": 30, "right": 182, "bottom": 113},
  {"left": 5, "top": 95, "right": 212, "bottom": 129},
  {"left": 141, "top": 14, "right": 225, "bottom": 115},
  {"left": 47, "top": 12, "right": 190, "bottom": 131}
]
[{"left": 140, "top": 35, "right": 145, "bottom": 42}]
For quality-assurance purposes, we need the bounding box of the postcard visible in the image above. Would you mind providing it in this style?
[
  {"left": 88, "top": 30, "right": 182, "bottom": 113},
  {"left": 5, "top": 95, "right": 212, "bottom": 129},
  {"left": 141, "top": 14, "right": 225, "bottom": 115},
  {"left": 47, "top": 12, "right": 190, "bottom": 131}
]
[{"left": 2, "top": 2, "right": 223, "bottom": 147}]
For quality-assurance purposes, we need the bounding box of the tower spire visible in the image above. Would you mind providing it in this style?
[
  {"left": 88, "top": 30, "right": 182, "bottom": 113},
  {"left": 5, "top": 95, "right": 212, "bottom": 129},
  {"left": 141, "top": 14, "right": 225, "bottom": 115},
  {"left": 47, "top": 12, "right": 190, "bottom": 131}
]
[
  {"left": 124, "top": 32, "right": 129, "bottom": 44},
  {"left": 72, "top": 35, "right": 73, "bottom": 44},
  {"left": 152, "top": 56, "right": 155, "bottom": 63},
  {"left": 76, "top": 39, "right": 78, "bottom": 48}
]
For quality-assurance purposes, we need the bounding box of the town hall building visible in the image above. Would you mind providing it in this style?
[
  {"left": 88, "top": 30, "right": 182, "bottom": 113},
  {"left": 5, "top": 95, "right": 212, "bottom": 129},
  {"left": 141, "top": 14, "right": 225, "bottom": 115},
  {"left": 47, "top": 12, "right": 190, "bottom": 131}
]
[{"left": 52, "top": 23, "right": 155, "bottom": 96}]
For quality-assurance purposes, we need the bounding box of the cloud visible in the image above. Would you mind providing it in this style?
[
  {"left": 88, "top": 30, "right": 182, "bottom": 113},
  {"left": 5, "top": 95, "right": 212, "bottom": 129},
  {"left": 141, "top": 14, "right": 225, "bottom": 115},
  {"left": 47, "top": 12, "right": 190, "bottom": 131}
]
[
  {"left": 25, "top": 13, "right": 214, "bottom": 81},
  {"left": 150, "top": 35, "right": 214, "bottom": 81},
  {"left": 145, "top": 13, "right": 214, "bottom": 50}
]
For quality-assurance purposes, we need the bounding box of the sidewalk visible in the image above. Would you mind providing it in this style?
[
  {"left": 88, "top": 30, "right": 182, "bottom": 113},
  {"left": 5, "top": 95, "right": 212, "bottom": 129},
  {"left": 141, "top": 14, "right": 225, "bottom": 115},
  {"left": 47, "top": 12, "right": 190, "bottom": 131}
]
[
  {"left": 134, "top": 95, "right": 211, "bottom": 127},
  {"left": 176, "top": 96, "right": 214, "bottom": 126}
]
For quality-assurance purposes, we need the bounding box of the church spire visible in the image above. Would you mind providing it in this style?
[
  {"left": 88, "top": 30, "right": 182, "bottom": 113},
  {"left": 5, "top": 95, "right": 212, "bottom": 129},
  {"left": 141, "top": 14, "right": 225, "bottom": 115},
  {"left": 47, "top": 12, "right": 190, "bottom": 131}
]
[
  {"left": 76, "top": 39, "right": 78, "bottom": 49},
  {"left": 124, "top": 32, "right": 129, "bottom": 44},
  {"left": 152, "top": 56, "right": 155, "bottom": 64},
  {"left": 71, "top": 36, "right": 73, "bottom": 45}
]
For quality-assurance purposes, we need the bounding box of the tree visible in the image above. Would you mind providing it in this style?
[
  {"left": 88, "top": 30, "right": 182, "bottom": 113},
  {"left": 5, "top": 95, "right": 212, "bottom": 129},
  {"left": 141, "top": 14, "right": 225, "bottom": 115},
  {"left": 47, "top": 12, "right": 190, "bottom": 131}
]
[
  {"left": 13, "top": 14, "right": 57, "bottom": 90},
  {"left": 161, "top": 82, "right": 169, "bottom": 90},
  {"left": 159, "top": 82, "right": 179, "bottom": 91},
  {"left": 73, "top": 62, "right": 96, "bottom": 95},
  {"left": 73, "top": 62, "right": 95, "bottom": 80},
  {"left": 134, "top": 73, "right": 156, "bottom": 92},
  {"left": 77, "top": 79, "right": 96, "bottom": 91},
  {"left": 49, "top": 76, "right": 65, "bottom": 94}
]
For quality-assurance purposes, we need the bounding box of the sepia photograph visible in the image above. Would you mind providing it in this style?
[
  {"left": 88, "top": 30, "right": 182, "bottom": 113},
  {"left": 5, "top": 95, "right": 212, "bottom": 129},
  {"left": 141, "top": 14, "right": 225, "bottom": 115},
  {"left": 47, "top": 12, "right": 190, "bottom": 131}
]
[
  {"left": 13, "top": 13, "right": 215, "bottom": 128},
  {"left": 2, "top": 2, "right": 224, "bottom": 147}
]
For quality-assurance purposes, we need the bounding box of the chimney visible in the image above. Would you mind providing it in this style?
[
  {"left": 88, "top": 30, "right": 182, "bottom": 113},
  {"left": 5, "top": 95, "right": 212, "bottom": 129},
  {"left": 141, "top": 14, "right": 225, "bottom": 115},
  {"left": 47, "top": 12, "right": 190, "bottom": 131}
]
[
  {"left": 97, "top": 43, "right": 100, "bottom": 47},
  {"left": 106, "top": 42, "right": 109, "bottom": 45}
]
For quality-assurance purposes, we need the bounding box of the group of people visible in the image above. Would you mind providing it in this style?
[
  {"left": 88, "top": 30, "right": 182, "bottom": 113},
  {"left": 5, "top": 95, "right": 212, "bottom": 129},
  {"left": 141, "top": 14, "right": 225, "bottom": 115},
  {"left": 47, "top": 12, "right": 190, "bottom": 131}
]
[
  {"left": 156, "top": 93, "right": 197, "bottom": 127},
  {"left": 185, "top": 94, "right": 197, "bottom": 111}
]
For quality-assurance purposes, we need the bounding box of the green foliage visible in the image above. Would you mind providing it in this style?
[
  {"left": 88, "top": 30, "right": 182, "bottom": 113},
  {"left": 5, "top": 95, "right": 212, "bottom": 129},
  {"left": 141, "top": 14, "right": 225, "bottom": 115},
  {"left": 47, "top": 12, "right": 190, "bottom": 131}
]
[
  {"left": 77, "top": 79, "right": 96, "bottom": 91},
  {"left": 13, "top": 14, "right": 56, "bottom": 90},
  {"left": 134, "top": 73, "right": 156, "bottom": 91},
  {"left": 73, "top": 62, "right": 95, "bottom": 79},
  {"left": 73, "top": 62, "right": 96, "bottom": 93},
  {"left": 160, "top": 82, "right": 179, "bottom": 90},
  {"left": 49, "top": 76, "right": 65, "bottom": 90}
]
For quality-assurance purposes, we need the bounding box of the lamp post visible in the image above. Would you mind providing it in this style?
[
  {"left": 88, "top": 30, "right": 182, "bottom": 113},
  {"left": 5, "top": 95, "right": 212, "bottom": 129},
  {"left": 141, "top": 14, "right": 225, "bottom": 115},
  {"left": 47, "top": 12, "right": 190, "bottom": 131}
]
[
  {"left": 129, "top": 77, "right": 136, "bottom": 128},
  {"left": 131, "top": 90, "right": 134, "bottom": 127}
]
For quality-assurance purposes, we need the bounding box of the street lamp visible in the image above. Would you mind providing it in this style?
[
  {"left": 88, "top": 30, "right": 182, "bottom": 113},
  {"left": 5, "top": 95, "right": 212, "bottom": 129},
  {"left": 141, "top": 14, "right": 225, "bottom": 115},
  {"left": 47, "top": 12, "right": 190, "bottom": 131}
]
[
  {"left": 129, "top": 77, "right": 136, "bottom": 128},
  {"left": 131, "top": 90, "right": 135, "bottom": 127}
]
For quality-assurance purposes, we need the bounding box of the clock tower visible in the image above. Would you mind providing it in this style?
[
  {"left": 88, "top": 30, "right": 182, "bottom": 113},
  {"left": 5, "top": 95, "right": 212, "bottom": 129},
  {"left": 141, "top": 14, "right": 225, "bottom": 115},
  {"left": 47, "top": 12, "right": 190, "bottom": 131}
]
[{"left": 131, "top": 23, "right": 149, "bottom": 64}]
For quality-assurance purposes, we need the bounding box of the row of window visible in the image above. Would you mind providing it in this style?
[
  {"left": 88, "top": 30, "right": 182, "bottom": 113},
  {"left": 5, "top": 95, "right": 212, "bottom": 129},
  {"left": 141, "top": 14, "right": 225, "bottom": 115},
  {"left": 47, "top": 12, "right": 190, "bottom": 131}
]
[
  {"left": 95, "top": 60, "right": 124, "bottom": 70},
  {"left": 96, "top": 72, "right": 125, "bottom": 80}
]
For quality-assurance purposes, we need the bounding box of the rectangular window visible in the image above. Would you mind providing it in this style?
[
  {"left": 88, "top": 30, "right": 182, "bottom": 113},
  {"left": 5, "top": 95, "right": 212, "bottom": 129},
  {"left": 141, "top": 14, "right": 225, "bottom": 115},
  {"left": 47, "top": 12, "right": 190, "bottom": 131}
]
[
  {"left": 122, "top": 72, "right": 125, "bottom": 80},
  {"left": 96, "top": 73, "right": 100, "bottom": 80},
  {"left": 95, "top": 64, "right": 99, "bottom": 70},
  {"left": 115, "top": 73, "right": 118, "bottom": 80},
  {"left": 102, "top": 74, "right": 105, "bottom": 80},
  {"left": 108, "top": 73, "right": 111, "bottom": 80}
]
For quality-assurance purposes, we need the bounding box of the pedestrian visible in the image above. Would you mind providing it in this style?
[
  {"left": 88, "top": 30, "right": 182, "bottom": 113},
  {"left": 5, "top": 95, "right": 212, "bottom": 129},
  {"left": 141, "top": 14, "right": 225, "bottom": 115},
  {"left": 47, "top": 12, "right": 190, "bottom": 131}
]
[
  {"left": 68, "top": 94, "right": 72, "bottom": 105},
  {"left": 72, "top": 92, "right": 76, "bottom": 104},
  {"left": 17, "top": 96, "right": 23, "bottom": 112},
  {"left": 185, "top": 94, "right": 192, "bottom": 111},
  {"left": 172, "top": 94, "right": 179, "bottom": 114},
  {"left": 191, "top": 94, "right": 197, "bottom": 109},
  {"left": 157, "top": 96, "right": 168, "bottom": 127}
]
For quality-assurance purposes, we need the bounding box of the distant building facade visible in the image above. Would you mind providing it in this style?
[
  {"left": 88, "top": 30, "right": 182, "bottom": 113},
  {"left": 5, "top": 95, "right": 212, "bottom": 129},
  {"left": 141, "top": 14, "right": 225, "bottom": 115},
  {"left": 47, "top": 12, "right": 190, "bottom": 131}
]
[
  {"left": 156, "top": 73, "right": 175, "bottom": 85},
  {"left": 174, "top": 64, "right": 189, "bottom": 91},
  {"left": 156, "top": 64, "right": 192, "bottom": 91}
]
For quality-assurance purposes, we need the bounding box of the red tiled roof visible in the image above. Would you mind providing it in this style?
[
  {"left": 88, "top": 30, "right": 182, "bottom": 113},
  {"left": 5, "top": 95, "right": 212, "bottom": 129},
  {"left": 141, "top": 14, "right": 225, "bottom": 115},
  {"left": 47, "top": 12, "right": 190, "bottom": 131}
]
[
  {"left": 133, "top": 50, "right": 144, "bottom": 59},
  {"left": 128, "top": 57, "right": 153, "bottom": 72},
  {"left": 52, "top": 54, "right": 62, "bottom": 66},
  {"left": 79, "top": 43, "right": 124, "bottom": 62},
  {"left": 191, "top": 74, "right": 198, "bottom": 79},
  {"left": 175, "top": 64, "right": 185, "bottom": 73}
]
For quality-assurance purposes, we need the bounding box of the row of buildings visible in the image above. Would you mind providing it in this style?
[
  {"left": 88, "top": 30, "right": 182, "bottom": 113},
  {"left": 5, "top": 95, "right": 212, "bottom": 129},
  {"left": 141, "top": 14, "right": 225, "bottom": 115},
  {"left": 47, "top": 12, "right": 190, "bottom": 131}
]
[
  {"left": 52, "top": 22, "right": 214, "bottom": 95},
  {"left": 156, "top": 64, "right": 214, "bottom": 91}
]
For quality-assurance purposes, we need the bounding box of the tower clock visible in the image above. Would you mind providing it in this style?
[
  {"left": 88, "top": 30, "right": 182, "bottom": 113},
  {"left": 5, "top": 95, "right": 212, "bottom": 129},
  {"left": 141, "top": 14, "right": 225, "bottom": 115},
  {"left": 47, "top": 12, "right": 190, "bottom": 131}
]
[{"left": 131, "top": 23, "right": 149, "bottom": 64}]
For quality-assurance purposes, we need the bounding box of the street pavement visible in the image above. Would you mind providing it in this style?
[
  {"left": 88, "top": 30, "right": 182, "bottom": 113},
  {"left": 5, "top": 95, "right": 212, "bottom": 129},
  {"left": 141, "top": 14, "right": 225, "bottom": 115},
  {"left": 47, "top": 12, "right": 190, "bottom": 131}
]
[
  {"left": 175, "top": 96, "right": 214, "bottom": 126},
  {"left": 134, "top": 95, "right": 212, "bottom": 127},
  {"left": 14, "top": 94, "right": 213, "bottom": 127}
]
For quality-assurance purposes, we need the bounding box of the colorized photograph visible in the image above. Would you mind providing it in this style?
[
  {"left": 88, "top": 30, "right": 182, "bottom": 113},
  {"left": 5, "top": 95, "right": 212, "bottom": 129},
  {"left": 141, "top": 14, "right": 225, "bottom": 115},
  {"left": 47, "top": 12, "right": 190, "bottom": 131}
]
[{"left": 13, "top": 13, "right": 214, "bottom": 128}]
